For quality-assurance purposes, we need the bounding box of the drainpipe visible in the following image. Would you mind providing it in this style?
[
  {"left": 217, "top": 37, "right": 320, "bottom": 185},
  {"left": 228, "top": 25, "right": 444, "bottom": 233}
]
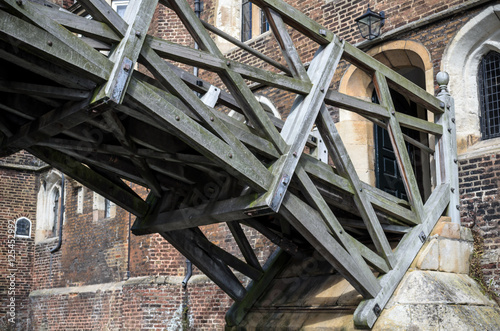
[
  {"left": 126, "top": 212, "right": 131, "bottom": 279},
  {"left": 182, "top": 259, "right": 192, "bottom": 288},
  {"left": 51, "top": 173, "right": 65, "bottom": 253}
]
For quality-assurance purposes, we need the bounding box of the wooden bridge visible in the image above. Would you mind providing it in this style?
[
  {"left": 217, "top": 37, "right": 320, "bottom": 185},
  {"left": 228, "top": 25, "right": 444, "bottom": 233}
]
[{"left": 0, "top": 0, "right": 459, "bottom": 327}]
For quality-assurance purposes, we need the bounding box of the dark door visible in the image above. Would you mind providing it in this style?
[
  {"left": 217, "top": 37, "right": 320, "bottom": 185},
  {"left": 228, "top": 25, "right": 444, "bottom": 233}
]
[{"left": 373, "top": 90, "right": 419, "bottom": 200}]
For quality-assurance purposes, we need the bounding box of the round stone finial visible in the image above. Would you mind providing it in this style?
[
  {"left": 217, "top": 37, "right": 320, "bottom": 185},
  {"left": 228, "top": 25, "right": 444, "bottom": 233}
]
[{"left": 436, "top": 71, "right": 449, "bottom": 86}]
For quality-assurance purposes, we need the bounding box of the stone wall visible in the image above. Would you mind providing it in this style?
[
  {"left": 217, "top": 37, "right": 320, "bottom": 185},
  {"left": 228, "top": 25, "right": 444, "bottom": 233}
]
[{"left": 459, "top": 148, "right": 500, "bottom": 296}]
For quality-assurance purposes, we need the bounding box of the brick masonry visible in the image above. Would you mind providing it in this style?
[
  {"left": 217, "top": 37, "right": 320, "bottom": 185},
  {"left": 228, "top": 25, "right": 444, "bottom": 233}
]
[
  {"left": 1, "top": 0, "right": 500, "bottom": 330},
  {"left": 459, "top": 152, "right": 500, "bottom": 295}
]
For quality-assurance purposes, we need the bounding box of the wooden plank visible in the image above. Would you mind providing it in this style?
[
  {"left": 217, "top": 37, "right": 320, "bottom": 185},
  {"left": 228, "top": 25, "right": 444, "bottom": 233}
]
[
  {"left": 92, "top": 0, "right": 158, "bottom": 105},
  {"left": 192, "top": 232, "right": 263, "bottom": 280},
  {"left": 200, "top": 19, "right": 290, "bottom": 74},
  {"left": 165, "top": 0, "right": 287, "bottom": 153},
  {"left": 395, "top": 112, "right": 443, "bottom": 136},
  {"left": 339, "top": 219, "right": 410, "bottom": 235},
  {"left": 343, "top": 43, "right": 444, "bottom": 114},
  {"left": 28, "top": 146, "right": 149, "bottom": 217},
  {"left": 435, "top": 85, "right": 460, "bottom": 223},
  {"left": 263, "top": 38, "right": 343, "bottom": 212},
  {"left": 252, "top": 0, "right": 333, "bottom": 45},
  {"left": 265, "top": 8, "right": 309, "bottom": 82},
  {"left": 2, "top": 0, "right": 112, "bottom": 73},
  {"left": 225, "top": 249, "right": 290, "bottom": 326},
  {"left": 34, "top": 2, "right": 121, "bottom": 43},
  {"left": 160, "top": 228, "right": 246, "bottom": 301},
  {"left": 0, "top": 11, "right": 111, "bottom": 82},
  {"left": 147, "top": 37, "right": 311, "bottom": 95},
  {"left": 280, "top": 192, "right": 380, "bottom": 298},
  {"left": 422, "top": 183, "right": 450, "bottom": 233},
  {"left": 227, "top": 222, "right": 262, "bottom": 271},
  {"left": 373, "top": 71, "right": 425, "bottom": 223},
  {"left": 316, "top": 104, "right": 396, "bottom": 266},
  {"left": 76, "top": 0, "right": 128, "bottom": 37},
  {"left": 126, "top": 77, "right": 273, "bottom": 192},
  {"left": 0, "top": 81, "right": 91, "bottom": 101},
  {"left": 324, "top": 90, "right": 389, "bottom": 120},
  {"left": 131, "top": 193, "right": 269, "bottom": 235},
  {"left": 346, "top": 233, "right": 390, "bottom": 274}
]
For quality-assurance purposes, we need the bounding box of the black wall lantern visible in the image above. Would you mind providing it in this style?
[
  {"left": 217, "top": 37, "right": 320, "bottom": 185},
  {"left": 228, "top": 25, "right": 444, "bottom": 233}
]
[{"left": 355, "top": 6, "right": 385, "bottom": 40}]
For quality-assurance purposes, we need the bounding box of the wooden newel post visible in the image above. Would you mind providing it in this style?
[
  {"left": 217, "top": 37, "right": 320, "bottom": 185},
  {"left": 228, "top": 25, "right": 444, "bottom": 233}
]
[{"left": 435, "top": 71, "right": 460, "bottom": 224}]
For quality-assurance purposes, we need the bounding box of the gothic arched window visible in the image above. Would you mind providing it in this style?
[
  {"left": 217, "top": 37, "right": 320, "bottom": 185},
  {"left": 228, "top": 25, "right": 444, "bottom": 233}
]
[{"left": 478, "top": 51, "right": 500, "bottom": 140}]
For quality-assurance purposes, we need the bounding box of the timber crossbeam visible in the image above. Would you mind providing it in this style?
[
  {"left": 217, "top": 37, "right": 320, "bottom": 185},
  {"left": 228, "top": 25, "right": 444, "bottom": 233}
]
[{"left": 0, "top": 0, "right": 458, "bottom": 328}]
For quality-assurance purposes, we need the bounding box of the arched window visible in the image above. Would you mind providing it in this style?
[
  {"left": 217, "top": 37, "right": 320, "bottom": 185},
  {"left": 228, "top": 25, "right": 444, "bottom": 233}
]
[
  {"left": 15, "top": 217, "right": 31, "bottom": 238},
  {"left": 478, "top": 51, "right": 500, "bottom": 140}
]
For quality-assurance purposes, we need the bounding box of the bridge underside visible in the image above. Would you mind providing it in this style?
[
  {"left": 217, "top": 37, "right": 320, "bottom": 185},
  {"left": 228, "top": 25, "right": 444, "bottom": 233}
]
[{"left": 0, "top": 0, "right": 458, "bottom": 327}]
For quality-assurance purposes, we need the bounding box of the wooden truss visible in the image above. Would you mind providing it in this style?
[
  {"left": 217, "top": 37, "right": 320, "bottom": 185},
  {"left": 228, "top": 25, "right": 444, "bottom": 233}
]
[{"left": 0, "top": 0, "right": 459, "bottom": 327}]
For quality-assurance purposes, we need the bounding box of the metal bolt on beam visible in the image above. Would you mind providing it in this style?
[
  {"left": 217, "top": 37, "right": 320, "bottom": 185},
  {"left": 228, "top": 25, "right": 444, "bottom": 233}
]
[
  {"left": 175, "top": 116, "right": 180, "bottom": 121},
  {"left": 210, "top": 117, "right": 214, "bottom": 122},
  {"left": 47, "top": 41, "right": 53, "bottom": 47},
  {"left": 440, "top": 102, "right": 445, "bottom": 108},
  {"left": 135, "top": 31, "right": 142, "bottom": 38},
  {"left": 451, "top": 188, "right": 455, "bottom": 193}
]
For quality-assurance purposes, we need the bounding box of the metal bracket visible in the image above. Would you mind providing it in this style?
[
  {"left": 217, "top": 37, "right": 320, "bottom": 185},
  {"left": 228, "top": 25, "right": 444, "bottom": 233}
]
[
  {"left": 111, "top": 57, "right": 133, "bottom": 103},
  {"left": 419, "top": 231, "right": 427, "bottom": 243},
  {"left": 270, "top": 174, "right": 290, "bottom": 212}
]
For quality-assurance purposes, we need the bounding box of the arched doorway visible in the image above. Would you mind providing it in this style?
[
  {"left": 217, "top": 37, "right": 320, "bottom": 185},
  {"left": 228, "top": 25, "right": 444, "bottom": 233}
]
[{"left": 338, "top": 41, "right": 433, "bottom": 199}]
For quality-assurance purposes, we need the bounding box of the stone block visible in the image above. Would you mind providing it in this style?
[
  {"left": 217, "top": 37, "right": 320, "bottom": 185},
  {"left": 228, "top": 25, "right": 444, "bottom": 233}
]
[
  {"left": 460, "top": 226, "right": 474, "bottom": 242},
  {"left": 458, "top": 241, "right": 473, "bottom": 274},
  {"left": 439, "top": 238, "right": 461, "bottom": 273},
  {"left": 431, "top": 219, "right": 460, "bottom": 239},
  {"left": 416, "top": 238, "right": 439, "bottom": 271}
]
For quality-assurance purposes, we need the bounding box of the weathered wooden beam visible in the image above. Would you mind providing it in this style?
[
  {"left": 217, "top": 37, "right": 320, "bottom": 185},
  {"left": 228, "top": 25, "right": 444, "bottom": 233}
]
[
  {"left": 0, "top": 41, "right": 96, "bottom": 90},
  {"left": 131, "top": 193, "right": 268, "bottom": 235},
  {"left": 227, "top": 221, "right": 262, "bottom": 271},
  {"left": 160, "top": 228, "right": 246, "bottom": 301},
  {"left": 263, "top": 38, "right": 343, "bottom": 212},
  {"left": 0, "top": 10, "right": 111, "bottom": 82},
  {"left": 265, "top": 8, "right": 309, "bottom": 82},
  {"left": 91, "top": 0, "right": 158, "bottom": 105},
  {"left": 146, "top": 37, "right": 311, "bottom": 95},
  {"left": 280, "top": 192, "right": 380, "bottom": 298},
  {"left": 34, "top": 2, "right": 121, "bottom": 43},
  {"left": 76, "top": 0, "right": 128, "bottom": 37},
  {"left": 252, "top": 0, "right": 333, "bottom": 45},
  {"left": 0, "top": 81, "right": 91, "bottom": 101},
  {"left": 165, "top": 0, "right": 287, "bottom": 153},
  {"left": 27, "top": 146, "right": 149, "bottom": 217},
  {"left": 346, "top": 233, "right": 391, "bottom": 274},
  {"left": 200, "top": 19, "right": 290, "bottom": 74},
  {"left": 373, "top": 71, "right": 425, "bottom": 223},
  {"left": 435, "top": 79, "right": 460, "bottom": 223},
  {"left": 316, "top": 103, "right": 396, "bottom": 266}
]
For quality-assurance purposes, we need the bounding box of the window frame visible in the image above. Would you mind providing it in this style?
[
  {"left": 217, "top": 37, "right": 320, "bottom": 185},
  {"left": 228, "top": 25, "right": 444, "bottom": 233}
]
[
  {"left": 478, "top": 51, "right": 500, "bottom": 140},
  {"left": 15, "top": 217, "right": 32, "bottom": 239}
]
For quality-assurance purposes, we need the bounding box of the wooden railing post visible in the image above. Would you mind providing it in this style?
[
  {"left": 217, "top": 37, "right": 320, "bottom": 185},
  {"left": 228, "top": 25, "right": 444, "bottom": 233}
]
[{"left": 435, "top": 72, "right": 460, "bottom": 224}]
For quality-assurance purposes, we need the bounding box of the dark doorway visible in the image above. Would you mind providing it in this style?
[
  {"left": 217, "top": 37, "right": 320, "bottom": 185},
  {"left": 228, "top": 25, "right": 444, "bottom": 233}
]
[{"left": 373, "top": 90, "right": 424, "bottom": 200}]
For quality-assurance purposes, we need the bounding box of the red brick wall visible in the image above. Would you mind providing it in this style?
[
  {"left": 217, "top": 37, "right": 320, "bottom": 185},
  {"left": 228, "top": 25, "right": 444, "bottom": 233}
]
[
  {"left": 459, "top": 153, "right": 500, "bottom": 296},
  {"left": 0, "top": 156, "right": 39, "bottom": 330}
]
